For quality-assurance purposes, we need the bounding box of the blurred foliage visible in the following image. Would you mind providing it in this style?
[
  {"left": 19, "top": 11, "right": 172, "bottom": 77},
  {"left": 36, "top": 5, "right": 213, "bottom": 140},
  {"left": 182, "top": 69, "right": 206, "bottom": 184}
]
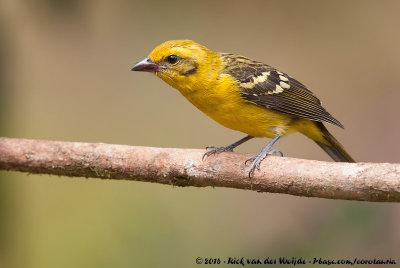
[
  {"left": 39, "top": 0, "right": 81, "bottom": 14},
  {"left": 0, "top": 21, "right": 10, "bottom": 268},
  {"left": 0, "top": 0, "right": 400, "bottom": 267},
  {"left": 0, "top": 24, "right": 6, "bottom": 132}
]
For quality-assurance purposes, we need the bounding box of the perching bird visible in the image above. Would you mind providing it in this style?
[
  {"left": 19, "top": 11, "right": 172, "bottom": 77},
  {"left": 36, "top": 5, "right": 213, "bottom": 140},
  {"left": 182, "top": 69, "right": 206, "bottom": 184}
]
[{"left": 131, "top": 40, "right": 355, "bottom": 177}]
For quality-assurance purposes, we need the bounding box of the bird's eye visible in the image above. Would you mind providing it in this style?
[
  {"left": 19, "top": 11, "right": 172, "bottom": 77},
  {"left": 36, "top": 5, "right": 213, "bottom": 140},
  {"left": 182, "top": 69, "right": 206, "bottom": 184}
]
[{"left": 166, "top": 55, "right": 179, "bottom": 64}]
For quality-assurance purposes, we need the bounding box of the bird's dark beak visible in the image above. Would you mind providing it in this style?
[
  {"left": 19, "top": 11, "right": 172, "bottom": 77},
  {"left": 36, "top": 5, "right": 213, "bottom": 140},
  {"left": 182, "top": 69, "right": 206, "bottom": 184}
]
[{"left": 131, "top": 57, "right": 160, "bottom": 72}]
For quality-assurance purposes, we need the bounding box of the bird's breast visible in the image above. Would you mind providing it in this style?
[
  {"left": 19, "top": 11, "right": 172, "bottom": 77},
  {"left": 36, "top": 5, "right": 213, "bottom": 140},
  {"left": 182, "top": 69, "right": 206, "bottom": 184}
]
[{"left": 177, "top": 76, "right": 295, "bottom": 138}]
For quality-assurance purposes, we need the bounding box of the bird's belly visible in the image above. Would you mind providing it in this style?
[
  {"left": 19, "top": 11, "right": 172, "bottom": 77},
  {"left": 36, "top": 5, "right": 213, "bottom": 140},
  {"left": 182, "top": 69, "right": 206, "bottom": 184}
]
[
  {"left": 190, "top": 95, "right": 294, "bottom": 138},
  {"left": 211, "top": 104, "right": 293, "bottom": 137}
]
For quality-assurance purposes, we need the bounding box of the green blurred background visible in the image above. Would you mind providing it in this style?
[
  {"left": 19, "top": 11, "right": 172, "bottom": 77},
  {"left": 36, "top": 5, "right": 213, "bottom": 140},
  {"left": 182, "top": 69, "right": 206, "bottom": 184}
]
[{"left": 1, "top": 0, "right": 400, "bottom": 267}]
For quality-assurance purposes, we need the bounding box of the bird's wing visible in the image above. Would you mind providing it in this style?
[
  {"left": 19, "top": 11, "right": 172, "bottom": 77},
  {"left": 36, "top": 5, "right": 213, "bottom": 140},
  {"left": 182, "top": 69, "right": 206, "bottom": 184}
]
[{"left": 220, "top": 54, "right": 343, "bottom": 128}]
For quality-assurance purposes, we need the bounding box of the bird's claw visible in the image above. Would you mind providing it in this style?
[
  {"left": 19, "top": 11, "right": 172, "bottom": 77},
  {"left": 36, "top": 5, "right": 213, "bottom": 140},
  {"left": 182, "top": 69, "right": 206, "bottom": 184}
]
[
  {"left": 269, "top": 149, "right": 283, "bottom": 157},
  {"left": 202, "top": 145, "right": 234, "bottom": 160},
  {"left": 245, "top": 149, "right": 283, "bottom": 178},
  {"left": 244, "top": 155, "right": 257, "bottom": 165}
]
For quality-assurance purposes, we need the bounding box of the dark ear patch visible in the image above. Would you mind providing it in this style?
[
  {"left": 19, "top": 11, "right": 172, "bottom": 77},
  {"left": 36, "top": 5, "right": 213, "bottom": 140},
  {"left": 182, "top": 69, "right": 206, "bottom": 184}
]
[{"left": 180, "top": 62, "right": 198, "bottom": 76}]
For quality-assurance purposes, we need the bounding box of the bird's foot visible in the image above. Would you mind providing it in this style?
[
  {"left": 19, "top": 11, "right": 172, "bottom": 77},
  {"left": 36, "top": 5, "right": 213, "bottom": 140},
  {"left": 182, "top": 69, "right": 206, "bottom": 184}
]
[
  {"left": 245, "top": 149, "right": 283, "bottom": 178},
  {"left": 202, "top": 145, "right": 234, "bottom": 160}
]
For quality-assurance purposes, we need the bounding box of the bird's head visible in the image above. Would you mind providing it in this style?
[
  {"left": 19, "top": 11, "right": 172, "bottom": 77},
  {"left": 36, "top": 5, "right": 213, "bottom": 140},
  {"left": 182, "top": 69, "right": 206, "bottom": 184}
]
[{"left": 131, "top": 40, "right": 217, "bottom": 89}]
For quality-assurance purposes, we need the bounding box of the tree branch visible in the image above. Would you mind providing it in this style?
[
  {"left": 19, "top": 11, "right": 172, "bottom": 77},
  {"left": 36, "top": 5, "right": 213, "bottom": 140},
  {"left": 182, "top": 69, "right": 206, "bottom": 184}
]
[{"left": 0, "top": 137, "right": 399, "bottom": 202}]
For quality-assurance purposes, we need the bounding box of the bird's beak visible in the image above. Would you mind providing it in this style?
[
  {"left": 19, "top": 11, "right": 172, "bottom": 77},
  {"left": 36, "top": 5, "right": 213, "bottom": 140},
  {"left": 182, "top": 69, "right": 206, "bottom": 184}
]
[{"left": 131, "top": 57, "right": 161, "bottom": 72}]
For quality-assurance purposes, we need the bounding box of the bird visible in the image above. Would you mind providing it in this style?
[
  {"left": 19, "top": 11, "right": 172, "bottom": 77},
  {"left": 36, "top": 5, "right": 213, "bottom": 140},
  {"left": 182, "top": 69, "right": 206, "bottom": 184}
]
[{"left": 131, "top": 40, "right": 355, "bottom": 177}]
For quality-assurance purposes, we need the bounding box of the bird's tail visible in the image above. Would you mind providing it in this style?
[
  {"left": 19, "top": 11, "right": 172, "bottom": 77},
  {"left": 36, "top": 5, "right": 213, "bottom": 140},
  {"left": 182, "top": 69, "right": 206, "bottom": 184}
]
[{"left": 313, "top": 122, "right": 355, "bottom": 162}]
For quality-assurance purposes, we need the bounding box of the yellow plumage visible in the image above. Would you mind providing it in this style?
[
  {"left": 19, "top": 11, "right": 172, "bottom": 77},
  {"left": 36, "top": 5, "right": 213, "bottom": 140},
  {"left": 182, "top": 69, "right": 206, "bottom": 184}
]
[{"left": 132, "top": 40, "right": 354, "bottom": 177}]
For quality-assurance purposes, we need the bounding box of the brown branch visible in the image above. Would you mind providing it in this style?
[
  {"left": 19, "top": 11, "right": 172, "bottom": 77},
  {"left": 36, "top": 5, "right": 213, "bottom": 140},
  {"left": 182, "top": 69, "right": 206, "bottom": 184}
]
[{"left": 0, "top": 137, "right": 399, "bottom": 202}]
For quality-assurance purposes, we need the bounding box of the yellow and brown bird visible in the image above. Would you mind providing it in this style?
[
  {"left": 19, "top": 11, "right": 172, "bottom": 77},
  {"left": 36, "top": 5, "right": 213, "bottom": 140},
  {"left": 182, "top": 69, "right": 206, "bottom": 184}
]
[{"left": 132, "top": 40, "right": 355, "bottom": 177}]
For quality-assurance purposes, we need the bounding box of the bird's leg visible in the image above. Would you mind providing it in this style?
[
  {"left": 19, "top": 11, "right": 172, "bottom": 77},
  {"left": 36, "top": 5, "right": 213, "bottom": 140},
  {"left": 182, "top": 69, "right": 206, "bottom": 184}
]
[
  {"left": 245, "top": 135, "right": 282, "bottom": 178},
  {"left": 203, "top": 135, "right": 254, "bottom": 160}
]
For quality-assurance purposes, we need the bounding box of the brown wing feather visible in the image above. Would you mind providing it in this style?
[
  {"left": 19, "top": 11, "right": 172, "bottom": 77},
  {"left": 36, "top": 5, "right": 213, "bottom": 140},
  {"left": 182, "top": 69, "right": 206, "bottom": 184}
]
[{"left": 220, "top": 53, "right": 343, "bottom": 128}]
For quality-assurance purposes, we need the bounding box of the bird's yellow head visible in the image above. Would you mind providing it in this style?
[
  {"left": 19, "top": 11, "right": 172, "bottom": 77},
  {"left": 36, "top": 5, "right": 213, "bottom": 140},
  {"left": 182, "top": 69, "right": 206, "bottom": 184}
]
[{"left": 132, "top": 40, "right": 219, "bottom": 91}]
